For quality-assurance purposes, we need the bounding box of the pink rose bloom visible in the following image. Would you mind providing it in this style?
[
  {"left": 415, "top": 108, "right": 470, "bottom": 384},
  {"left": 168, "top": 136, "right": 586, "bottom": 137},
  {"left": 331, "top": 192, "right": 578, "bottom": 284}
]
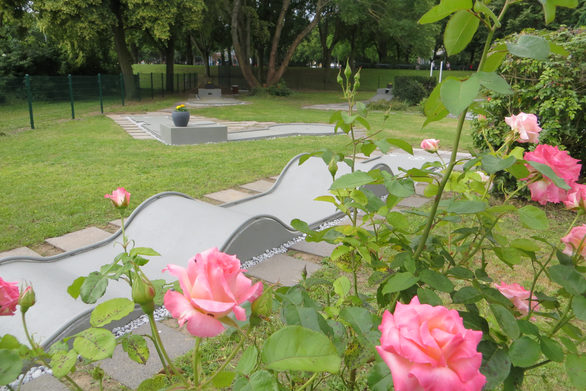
[
  {"left": 163, "top": 248, "right": 263, "bottom": 337},
  {"left": 523, "top": 145, "right": 581, "bottom": 205},
  {"left": 420, "top": 139, "right": 440, "bottom": 153},
  {"left": 376, "top": 296, "right": 486, "bottom": 391},
  {"left": 494, "top": 282, "right": 539, "bottom": 316},
  {"left": 0, "top": 277, "right": 20, "bottom": 316},
  {"left": 104, "top": 187, "right": 131, "bottom": 208},
  {"left": 505, "top": 113, "right": 542, "bottom": 143},
  {"left": 561, "top": 225, "right": 586, "bottom": 259},
  {"left": 563, "top": 183, "right": 586, "bottom": 211}
]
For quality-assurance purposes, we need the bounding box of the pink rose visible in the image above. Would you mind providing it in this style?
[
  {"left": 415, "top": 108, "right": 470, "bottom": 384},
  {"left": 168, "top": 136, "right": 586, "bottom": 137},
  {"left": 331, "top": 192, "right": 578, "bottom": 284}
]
[
  {"left": 494, "top": 281, "right": 539, "bottom": 316},
  {"left": 104, "top": 187, "right": 131, "bottom": 209},
  {"left": 563, "top": 184, "right": 586, "bottom": 211},
  {"left": 420, "top": 139, "right": 440, "bottom": 153},
  {"left": 523, "top": 145, "right": 581, "bottom": 205},
  {"left": 163, "top": 248, "right": 263, "bottom": 337},
  {"left": 0, "top": 277, "right": 20, "bottom": 316},
  {"left": 376, "top": 296, "right": 486, "bottom": 391},
  {"left": 505, "top": 113, "right": 541, "bottom": 143},
  {"left": 561, "top": 225, "right": 586, "bottom": 259}
]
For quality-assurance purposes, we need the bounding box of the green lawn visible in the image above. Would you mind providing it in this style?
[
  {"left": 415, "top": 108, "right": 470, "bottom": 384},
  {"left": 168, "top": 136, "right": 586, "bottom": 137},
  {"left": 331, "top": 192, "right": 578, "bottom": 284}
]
[{"left": 0, "top": 91, "right": 470, "bottom": 252}]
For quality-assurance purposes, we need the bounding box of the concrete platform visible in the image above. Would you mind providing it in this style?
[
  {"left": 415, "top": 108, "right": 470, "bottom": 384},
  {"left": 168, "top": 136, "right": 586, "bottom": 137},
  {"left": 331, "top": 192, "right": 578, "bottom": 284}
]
[
  {"left": 45, "top": 227, "right": 111, "bottom": 252},
  {"left": 240, "top": 179, "right": 274, "bottom": 193},
  {"left": 159, "top": 123, "right": 228, "bottom": 145},
  {"left": 247, "top": 254, "right": 321, "bottom": 286},
  {"left": 290, "top": 241, "right": 338, "bottom": 258},
  {"left": 21, "top": 374, "right": 68, "bottom": 391}
]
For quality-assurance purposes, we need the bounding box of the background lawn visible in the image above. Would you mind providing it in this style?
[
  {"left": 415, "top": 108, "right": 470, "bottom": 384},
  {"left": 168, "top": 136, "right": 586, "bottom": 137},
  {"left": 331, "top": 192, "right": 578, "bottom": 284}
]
[{"left": 1, "top": 91, "right": 470, "bottom": 252}]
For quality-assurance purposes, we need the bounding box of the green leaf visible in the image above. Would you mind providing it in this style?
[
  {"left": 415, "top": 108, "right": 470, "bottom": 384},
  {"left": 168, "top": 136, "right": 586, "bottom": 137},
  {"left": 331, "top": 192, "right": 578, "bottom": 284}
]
[
  {"left": 476, "top": 72, "right": 513, "bottom": 95},
  {"left": 566, "top": 354, "right": 586, "bottom": 388},
  {"left": 453, "top": 286, "right": 482, "bottom": 304},
  {"left": 507, "top": 161, "right": 530, "bottom": 179},
  {"left": 490, "top": 304, "right": 520, "bottom": 339},
  {"left": 211, "top": 371, "right": 236, "bottom": 388},
  {"left": 282, "top": 305, "right": 333, "bottom": 338},
  {"left": 419, "top": 270, "right": 454, "bottom": 293},
  {"left": 539, "top": 0, "right": 578, "bottom": 24},
  {"left": 549, "top": 41, "right": 569, "bottom": 56},
  {"left": 510, "top": 239, "right": 541, "bottom": 252},
  {"left": 80, "top": 272, "right": 109, "bottom": 304},
  {"left": 509, "top": 336, "right": 541, "bottom": 367},
  {"left": 417, "top": 287, "right": 443, "bottom": 306},
  {"left": 73, "top": 328, "right": 116, "bottom": 361},
  {"left": 382, "top": 272, "right": 418, "bottom": 294},
  {"left": 261, "top": 326, "right": 341, "bottom": 373},
  {"left": 385, "top": 179, "right": 415, "bottom": 198},
  {"left": 444, "top": 10, "right": 480, "bottom": 56},
  {"left": 507, "top": 35, "right": 550, "bottom": 60},
  {"left": 333, "top": 276, "right": 351, "bottom": 298},
  {"left": 447, "top": 267, "right": 475, "bottom": 279},
  {"left": 518, "top": 205, "right": 549, "bottom": 231},
  {"left": 0, "top": 349, "right": 22, "bottom": 385},
  {"left": 481, "top": 154, "right": 516, "bottom": 174},
  {"left": 235, "top": 346, "right": 258, "bottom": 375},
  {"left": 474, "top": 1, "right": 500, "bottom": 26},
  {"left": 481, "top": 44, "right": 508, "bottom": 72},
  {"left": 120, "top": 334, "right": 149, "bottom": 365},
  {"left": 367, "top": 361, "right": 393, "bottom": 391},
  {"left": 440, "top": 76, "right": 481, "bottom": 115},
  {"left": 540, "top": 336, "right": 564, "bottom": 362},
  {"left": 446, "top": 200, "right": 487, "bottom": 214},
  {"left": 419, "top": 0, "right": 472, "bottom": 24},
  {"left": 331, "top": 245, "right": 351, "bottom": 261},
  {"left": 50, "top": 349, "right": 78, "bottom": 378},
  {"left": 340, "top": 307, "right": 379, "bottom": 347},
  {"left": 423, "top": 84, "right": 449, "bottom": 126},
  {"left": 526, "top": 161, "right": 571, "bottom": 190},
  {"left": 548, "top": 264, "right": 586, "bottom": 295},
  {"left": 68, "top": 276, "right": 85, "bottom": 299},
  {"left": 330, "top": 171, "right": 373, "bottom": 190},
  {"left": 480, "top": 348, "right": 511, "bottom": 390},
  {"left": 90, "top": 298, "right": 135, "bottom": 327},
  {"left": 572, "top": 295, "right": 586, "bottom": 321},
  {"left": 233, "top": 370, "right": 278, "bottom": 391},
  {"left": 137, "top": 375, "right": 168, "bottom": 391},
  {"left": 384, "top": 138, "right": 414, "bottom": 155},
  {"left": 129, "top": 247, "right": 160, "bottom": 257},
  {"left": 493, "top": 247, "right": 522, "bottom": 266}
]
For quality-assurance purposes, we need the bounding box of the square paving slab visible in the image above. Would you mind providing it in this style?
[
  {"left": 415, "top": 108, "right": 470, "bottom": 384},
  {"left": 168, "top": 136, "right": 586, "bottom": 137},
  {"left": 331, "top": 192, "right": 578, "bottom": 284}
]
[
  {"left": 0, "top": 246, "right": 40, "bottom": 259},
  {"left": 290, "top": 240, "right": 337, "bottom": 258},
  {"left": 246, "top": 254, "right": 321, "bottom": 286},
  {"left": 45, "top": 227, "right": 112, "bottom": 252},
  {"left": 204, "top": 188, "right": 251, "bottom": 204},
  {"left": 240, "top": 179, "right": 274, "bottom": 193}
]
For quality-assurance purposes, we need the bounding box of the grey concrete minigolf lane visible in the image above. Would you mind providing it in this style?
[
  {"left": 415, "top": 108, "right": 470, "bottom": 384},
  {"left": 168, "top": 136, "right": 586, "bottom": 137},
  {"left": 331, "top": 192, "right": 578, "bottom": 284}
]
[{"left": 0, "top": 151, "right": 443, "bottom": 348}]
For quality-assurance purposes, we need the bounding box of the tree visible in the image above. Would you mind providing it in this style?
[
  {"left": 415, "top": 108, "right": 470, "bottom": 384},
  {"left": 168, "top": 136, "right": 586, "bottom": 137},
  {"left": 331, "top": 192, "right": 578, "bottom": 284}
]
[
  {"left": 127, "top": 0, "right": 205, "bottom": 92},
  {"left": 231, "top": 0, "right": 328, "bottom": 88}
]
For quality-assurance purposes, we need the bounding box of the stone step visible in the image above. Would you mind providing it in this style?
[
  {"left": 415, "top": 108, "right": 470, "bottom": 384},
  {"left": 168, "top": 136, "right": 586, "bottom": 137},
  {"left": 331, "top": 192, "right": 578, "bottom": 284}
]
[
  {"left": 203, "top": 188, "right": 250, "bottom": 204},
  {"left": 246, "top": 254, "right": 321, "bottom": 286},
  {"left": 45, "top": 227, "right": 112, "bottom": 252},
  {"left": 239, "top": 179, "right": 274, "bottom": 193},
  {"left": 0, "top": 246, "right": 41, "bottom": 259}
]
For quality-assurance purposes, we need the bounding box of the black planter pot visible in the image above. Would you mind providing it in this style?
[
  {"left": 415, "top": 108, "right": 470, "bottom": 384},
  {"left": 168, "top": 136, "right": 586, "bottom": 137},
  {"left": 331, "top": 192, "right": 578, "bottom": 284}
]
[{"left": 172, "top": 111, "right": 190, "bottom": 127}]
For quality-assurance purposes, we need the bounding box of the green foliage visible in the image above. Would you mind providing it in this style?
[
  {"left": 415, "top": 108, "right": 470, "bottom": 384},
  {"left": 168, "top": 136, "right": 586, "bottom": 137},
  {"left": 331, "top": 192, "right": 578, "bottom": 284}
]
[
  {"left": 267, "top": 80, "right": 293, "bottom": 96},
  {"left": 393, "top": 76, "right": 437, "bottom": 105},
  {"left": 471, "top": 28, "right": 586, "bottom": 178}
]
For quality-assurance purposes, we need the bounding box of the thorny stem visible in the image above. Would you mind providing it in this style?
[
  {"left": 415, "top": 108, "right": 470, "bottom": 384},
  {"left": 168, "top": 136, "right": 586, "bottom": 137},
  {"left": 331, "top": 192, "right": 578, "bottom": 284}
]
[
  {"left": 526, "top": 249, "right": 555, "bottom": 319},
  {"left": 147, "top": 312, "right": 187, "bottom": 384},
  {"left": 193, "top": 337, "right": 201, "bottom": 386},
  {"left": 296, "top": 372, "right": 319, "bottom": 391},
  {"left": 548, "top": 298, "right": 573, "bottom": 338}
]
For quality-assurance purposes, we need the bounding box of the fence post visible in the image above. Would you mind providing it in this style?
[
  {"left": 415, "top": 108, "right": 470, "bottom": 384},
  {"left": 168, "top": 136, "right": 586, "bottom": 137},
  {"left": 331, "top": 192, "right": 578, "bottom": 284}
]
[
  {"left": 161, "top": 73, "right": 164, "bottom": 97},
  {"left": 150, "top": 72, "right": 154, "bottom": 99},
  {"left": 98, "top": 73, "right": 104, "bottom": 114},
  {"left": 68, "top": 74, "right": 75, "bottom": 119},
  {"left": 25, "top": 74, "right": 34, "bottom": 129},
  {"left": 120, "top": 73, "right": 125, "bottom": 106}
]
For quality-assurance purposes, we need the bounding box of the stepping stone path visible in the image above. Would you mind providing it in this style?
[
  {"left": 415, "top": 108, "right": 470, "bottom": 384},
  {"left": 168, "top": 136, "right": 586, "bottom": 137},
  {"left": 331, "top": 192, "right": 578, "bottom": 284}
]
[
  {"left": 2, "top": 146, "right": 465, "bottom": 390},
  {"left": 107, "top": 114, "right": 156, "bottom": 140}
]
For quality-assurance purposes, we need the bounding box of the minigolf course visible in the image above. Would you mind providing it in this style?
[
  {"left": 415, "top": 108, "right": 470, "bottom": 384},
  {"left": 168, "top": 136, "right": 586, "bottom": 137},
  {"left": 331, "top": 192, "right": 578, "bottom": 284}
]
[{"left": 0, "top": 150, "right": 449, "bottom": 349}]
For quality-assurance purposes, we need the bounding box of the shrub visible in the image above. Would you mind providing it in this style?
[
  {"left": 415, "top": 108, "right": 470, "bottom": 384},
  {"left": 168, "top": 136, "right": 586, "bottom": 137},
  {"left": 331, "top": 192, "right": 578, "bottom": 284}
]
[
  {"left": 393, "top": 76, "right": 437, "bottom": 105},
  {"left": 471, "top": 27, "right": 586, "bottom": 178},
  {"left": 366, "top": 99, "right": 410, "bottom": 111},
  {"left": 267, "top": 80, "right": 292, "bottom": 96}
]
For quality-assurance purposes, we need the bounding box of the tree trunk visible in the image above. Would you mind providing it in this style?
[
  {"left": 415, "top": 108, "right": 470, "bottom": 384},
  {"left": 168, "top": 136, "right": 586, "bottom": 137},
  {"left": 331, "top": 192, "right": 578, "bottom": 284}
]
[
  {"left": 231, "top": 0, "right": 260, "bottom": 88},
  {"left": 165, "top": 34, "right": 175, "bottom": 92},
  {"left": 204, "top": 49, "right": 211, "bottom": 79},
  {"left": 265, "top": 0, "right": 326, "bottom": 86},
  {"left": 186, "top": 37, "right": 194, "bottom": 65},
  {"left": 110, "top": 0, "right": 136, "bottom": 99}
]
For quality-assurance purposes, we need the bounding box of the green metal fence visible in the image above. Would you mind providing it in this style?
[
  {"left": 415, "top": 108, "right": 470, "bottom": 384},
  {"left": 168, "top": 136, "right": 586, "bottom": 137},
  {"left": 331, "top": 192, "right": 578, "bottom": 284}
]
[{"left": 0, "top": 72, "right": 198, "bottom": 130}]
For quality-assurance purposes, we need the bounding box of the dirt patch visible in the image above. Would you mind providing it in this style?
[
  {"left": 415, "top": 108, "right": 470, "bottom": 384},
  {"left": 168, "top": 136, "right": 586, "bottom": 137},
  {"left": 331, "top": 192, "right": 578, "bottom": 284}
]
[{"left": 29, "top": 242, "right": 63, "bottom": 257}]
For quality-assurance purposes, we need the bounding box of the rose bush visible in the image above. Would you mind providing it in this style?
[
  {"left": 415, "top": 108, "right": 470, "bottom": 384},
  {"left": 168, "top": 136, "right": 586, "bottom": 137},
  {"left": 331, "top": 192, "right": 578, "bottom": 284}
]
[
  {"left": 163, "top": 247, "right": 263, "bottom": 337},
  {"left": 376, "top": 296, "right": 486, "bottom": 391},
  {"left": 505, "top": 112, "right": 541, "bottom": 144}
]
